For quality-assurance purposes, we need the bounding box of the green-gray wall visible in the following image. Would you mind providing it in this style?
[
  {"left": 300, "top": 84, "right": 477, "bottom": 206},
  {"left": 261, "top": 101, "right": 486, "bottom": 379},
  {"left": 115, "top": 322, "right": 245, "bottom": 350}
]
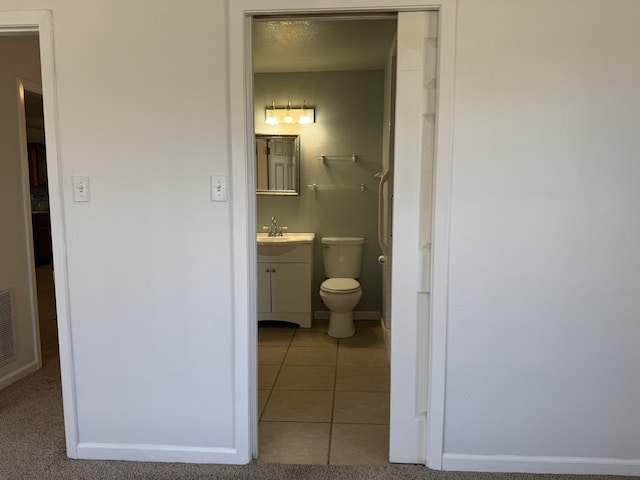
[{"left": 254, "top": 71, "right": 384, "bottom": 314}]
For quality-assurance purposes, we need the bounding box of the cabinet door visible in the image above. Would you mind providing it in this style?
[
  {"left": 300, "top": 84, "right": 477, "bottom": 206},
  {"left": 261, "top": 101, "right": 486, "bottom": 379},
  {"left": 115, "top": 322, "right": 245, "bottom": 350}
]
[
  {"left": 27, "top": 143, "right": 40, "bottom": 187},
  {"left": 27, "top": 143, "right": 47, "bottom": 187},
  {"left": 257, "top": 262, "right": 272, "bottom": 313},
  {"left": 36, "top": 144, "right": 47, "bottom": 186},
  {"left": 271, "top": 263, "right": 311, "bottom": 313}
]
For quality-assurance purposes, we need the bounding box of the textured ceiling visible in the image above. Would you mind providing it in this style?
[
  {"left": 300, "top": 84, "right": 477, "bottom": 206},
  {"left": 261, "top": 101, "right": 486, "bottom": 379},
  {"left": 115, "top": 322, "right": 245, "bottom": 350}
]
[{"left": 252, "top": 17, "right": 397, "bottom": 73}]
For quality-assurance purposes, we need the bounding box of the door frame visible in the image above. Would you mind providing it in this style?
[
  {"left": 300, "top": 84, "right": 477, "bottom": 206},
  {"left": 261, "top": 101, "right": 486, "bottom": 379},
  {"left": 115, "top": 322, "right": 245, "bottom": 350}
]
[
  {"left": 0, "top": 10, "right": 79, "bottom": 458},
  {"left": 227, "top": 0, "right": 456, "bottom": 468}
]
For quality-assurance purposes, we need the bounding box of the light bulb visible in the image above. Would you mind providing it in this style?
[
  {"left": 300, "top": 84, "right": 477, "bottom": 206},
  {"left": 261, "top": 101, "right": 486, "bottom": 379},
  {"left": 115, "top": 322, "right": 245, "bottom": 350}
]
[
  {"left": 282, "top": 100, "right": 292, "bottom": 123},
  {"left": 265, "top": 101, "right": 278, "bottom": 125},
  {"left": 265, "top": 114, "right": 278, "bottom": 125}
]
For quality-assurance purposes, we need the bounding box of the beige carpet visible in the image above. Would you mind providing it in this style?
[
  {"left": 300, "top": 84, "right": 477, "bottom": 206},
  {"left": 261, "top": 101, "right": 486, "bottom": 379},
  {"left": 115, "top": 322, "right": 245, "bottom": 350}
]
[{"left": 0, "top": 356, "right": 629, "bottom": 480}]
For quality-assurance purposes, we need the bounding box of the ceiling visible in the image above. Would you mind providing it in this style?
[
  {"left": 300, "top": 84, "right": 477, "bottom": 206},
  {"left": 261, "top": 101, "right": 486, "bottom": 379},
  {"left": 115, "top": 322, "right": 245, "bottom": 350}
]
[{"left": 252, "top": 16, "right": 397, "bottom": 73}]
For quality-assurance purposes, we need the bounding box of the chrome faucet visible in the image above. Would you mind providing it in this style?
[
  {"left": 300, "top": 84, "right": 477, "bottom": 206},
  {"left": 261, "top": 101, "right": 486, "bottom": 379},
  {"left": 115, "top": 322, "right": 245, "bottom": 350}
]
[{"left": 268, "top": 216, "right": 283, "bottom": 237}]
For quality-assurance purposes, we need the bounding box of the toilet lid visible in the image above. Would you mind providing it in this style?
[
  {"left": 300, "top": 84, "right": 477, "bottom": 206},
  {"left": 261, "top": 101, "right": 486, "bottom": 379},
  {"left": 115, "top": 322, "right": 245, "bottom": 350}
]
[{"left": 321, "top": 278, "right": 361, "bottom": 293}]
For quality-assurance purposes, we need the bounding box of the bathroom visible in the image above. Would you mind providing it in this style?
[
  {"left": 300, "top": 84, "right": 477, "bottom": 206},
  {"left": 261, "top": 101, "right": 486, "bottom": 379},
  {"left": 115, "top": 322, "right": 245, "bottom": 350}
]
[
  {"left": 253, "top": 16, "right": 397, "bottom": 464},
  {"left": 253, "top": 17, "right": 397, "bottom": 332}
]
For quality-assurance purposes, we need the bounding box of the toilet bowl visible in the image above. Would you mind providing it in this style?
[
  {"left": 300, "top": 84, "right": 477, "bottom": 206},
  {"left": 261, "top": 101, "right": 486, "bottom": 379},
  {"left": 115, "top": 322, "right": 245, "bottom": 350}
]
[
  {"left": 320, "top": 278, "right": 362, "bottom": 338},
  {"left": 320, "top": 237, "right": 365, "bottom": 338}
]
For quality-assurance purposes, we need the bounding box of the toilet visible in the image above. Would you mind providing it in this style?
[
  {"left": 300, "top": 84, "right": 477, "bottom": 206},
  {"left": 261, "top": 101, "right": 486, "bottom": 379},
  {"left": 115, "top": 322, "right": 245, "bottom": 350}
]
[{"left": 319, "top": 237, "right": 364, "bottom": 338}]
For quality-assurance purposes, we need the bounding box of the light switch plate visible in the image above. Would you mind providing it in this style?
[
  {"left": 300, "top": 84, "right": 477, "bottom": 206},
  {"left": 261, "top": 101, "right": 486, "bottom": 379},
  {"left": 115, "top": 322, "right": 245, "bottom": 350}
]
[
  {"left": 72, "top": 176, "right": 90, "bottom": 202},
  {"left": 211, "top": 175, "right": 228, "bottom": 202}
]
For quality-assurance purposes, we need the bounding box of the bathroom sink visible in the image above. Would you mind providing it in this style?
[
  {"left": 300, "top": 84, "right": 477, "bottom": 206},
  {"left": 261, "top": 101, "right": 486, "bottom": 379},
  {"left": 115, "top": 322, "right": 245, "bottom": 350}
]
[
  {"left": 257, "top": 233, "right": 315, "bottom": 255},
  {"left": 257, "top": 233, "right": 314, "bottom": 244}
]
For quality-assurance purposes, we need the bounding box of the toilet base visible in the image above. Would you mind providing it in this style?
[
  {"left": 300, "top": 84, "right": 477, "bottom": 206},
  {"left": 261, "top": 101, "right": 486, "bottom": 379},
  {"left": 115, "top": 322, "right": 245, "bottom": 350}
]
[{"left": 327, "top": 311, "right": 356, "bottom": 338}]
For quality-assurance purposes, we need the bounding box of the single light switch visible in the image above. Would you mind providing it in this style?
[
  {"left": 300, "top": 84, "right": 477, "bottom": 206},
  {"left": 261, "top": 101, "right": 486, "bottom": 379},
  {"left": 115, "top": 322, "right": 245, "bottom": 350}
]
[
  {"left": 72, "top": 176, "right": 90, "bottom": 202},
  {"left": 211, "top": 175, "right": 228, "bottom": 202}
]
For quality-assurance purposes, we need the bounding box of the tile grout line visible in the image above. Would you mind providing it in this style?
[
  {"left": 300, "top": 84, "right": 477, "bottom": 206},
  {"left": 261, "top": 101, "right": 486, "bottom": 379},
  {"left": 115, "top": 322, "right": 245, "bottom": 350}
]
[
  {"left": 258, "top": 328, "right": 295, "bottom": 425},
  {"left": 271, "top": 328, "right": 296, "bottom": 401},
  {"left": 326, "top": 335, "right": 342, "bottom": 465}
]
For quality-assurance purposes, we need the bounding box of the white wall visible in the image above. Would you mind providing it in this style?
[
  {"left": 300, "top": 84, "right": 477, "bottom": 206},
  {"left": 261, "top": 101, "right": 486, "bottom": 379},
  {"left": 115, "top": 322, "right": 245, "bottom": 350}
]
[
  {"left": 1, "top": 0, "right": 240, "bottom": 462},
  {"left": 443, "top": 0, "right": 640, "bottom": 472},
  {"left": 56, "top": 0, "right": 237, "bottom": 455},
  {"left": 0, "top": 35, "right": 42, "bottom": 388}
]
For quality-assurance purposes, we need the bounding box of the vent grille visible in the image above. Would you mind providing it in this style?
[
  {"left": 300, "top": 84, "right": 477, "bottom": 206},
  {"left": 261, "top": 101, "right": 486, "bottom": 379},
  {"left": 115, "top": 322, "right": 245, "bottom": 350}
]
[{"left": 0, "top": 290, "right": 16, "bottom": 366}]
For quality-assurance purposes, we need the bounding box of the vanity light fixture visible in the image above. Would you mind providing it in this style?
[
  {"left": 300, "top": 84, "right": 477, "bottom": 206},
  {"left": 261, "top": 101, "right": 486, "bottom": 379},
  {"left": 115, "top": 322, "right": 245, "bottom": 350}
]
[{"left": 265, "top": 100, "right": 315, "bottom": 125}]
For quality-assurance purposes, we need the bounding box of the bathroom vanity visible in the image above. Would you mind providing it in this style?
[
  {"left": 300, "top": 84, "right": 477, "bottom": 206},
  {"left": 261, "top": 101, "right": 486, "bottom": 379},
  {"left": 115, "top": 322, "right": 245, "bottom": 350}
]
[{"left": 257, "top": 233, "right": 314, "bottom": 328}]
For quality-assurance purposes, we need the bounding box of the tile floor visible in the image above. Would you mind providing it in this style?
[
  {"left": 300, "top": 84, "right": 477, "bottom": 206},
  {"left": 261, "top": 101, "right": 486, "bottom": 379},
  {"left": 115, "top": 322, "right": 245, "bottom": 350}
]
[{"left": 257, "top": 319, "right": 391, "bottom": 465}]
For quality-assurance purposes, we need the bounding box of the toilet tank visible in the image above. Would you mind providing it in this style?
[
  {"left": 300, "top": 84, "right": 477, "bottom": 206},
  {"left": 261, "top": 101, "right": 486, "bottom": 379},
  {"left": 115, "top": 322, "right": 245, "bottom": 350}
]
[{"left": 322, "top": 237, "right": 365, "bottom": 278}]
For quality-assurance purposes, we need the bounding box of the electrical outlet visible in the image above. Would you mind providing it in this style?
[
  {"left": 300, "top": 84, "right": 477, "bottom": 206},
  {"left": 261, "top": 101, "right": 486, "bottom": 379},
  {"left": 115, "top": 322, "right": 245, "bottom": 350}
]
[
  {"left": 211, "top": 175, "right": 228, "bottom": 202},
  {"left": 72, "top": 176, "right": 90, "bottom": 202}
]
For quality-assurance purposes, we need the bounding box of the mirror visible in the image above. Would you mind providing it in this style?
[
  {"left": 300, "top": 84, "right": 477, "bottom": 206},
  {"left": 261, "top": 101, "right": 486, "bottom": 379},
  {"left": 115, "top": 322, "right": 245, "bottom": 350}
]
[{"left": 256, "top": 134, "right": 300, "bottom": 195}]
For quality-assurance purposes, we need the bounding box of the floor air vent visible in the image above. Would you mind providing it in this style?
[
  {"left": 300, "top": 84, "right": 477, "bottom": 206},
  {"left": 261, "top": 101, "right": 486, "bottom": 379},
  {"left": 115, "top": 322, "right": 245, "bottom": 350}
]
[{"left": 0, "top": 290, "right": 16, "bottom": 366}]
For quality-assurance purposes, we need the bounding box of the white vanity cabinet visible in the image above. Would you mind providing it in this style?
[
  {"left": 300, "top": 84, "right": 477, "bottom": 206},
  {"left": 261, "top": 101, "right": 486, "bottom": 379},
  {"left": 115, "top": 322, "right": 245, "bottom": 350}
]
[{"left": 257, "top": 235, "right": 314, "bottom": 328}]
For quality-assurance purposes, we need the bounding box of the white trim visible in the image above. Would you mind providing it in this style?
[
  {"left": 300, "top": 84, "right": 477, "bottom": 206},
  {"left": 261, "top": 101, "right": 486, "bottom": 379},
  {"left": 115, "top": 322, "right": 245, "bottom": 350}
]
[
  {"left": 0, "top": 9, "right": 79, "bottom": 459},
  {"left": 426, "top": 0, "right": 456, "bottom": 469},
  {"left": 76, "top": 443, "right": 241, "bottom": 464},
  {"left": 16, "top": 77, "right": 43, "bottom": 370},
  {"left": 229, "top": 0, "right": 455, "bottom": 468},
  {"left": 442, "top": 453, "right": 640, "bottom": 477},
  {"left": 227, "top": 6, "right": 255, "bottom": 464},
  {"left": 390, "top": 10, "right": 438, "bottom": 465},
  {"left": 0, "top": 360, "right": 39, "bottom": 390}
]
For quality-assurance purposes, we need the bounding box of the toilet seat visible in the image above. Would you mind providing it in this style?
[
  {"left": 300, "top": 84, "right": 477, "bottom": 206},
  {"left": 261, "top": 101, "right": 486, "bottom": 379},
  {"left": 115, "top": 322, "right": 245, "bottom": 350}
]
[{"left": 321, "top": 278, "right": 361, "bottom": 294}]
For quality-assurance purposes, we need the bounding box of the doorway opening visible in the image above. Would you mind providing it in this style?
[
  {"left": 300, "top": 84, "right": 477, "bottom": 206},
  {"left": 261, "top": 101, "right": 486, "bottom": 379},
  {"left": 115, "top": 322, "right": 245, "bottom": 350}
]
[
  {"left": 22, "top": 87, "right": 58, "bottom": 361},
  {"left": 231, "top": 0, "right": 455, "bottom": 467},
  {"left": 0, "top": 32, "right": 52, "bottom": 388},
  {"left": 0, "top": 10, "right": 76, "bottom": 457},
  {"left": 252, "top": 13, "right": 398, "bottom": 465}
]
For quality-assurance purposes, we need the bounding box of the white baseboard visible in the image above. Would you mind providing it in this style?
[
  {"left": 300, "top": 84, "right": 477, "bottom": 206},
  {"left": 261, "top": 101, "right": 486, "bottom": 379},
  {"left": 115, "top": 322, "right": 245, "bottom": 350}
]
[
  {"left": 313, "top": 310, "right": 380, "bottom": 321},
  {"left": 0, "top": 360, "right": 39, "bottom": 390},
  {"left": 76, "top": 442, "right": 249, "bottom": 464},
  {"left": 443, "top": 453, "right": 640, "bottom": 476}
]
